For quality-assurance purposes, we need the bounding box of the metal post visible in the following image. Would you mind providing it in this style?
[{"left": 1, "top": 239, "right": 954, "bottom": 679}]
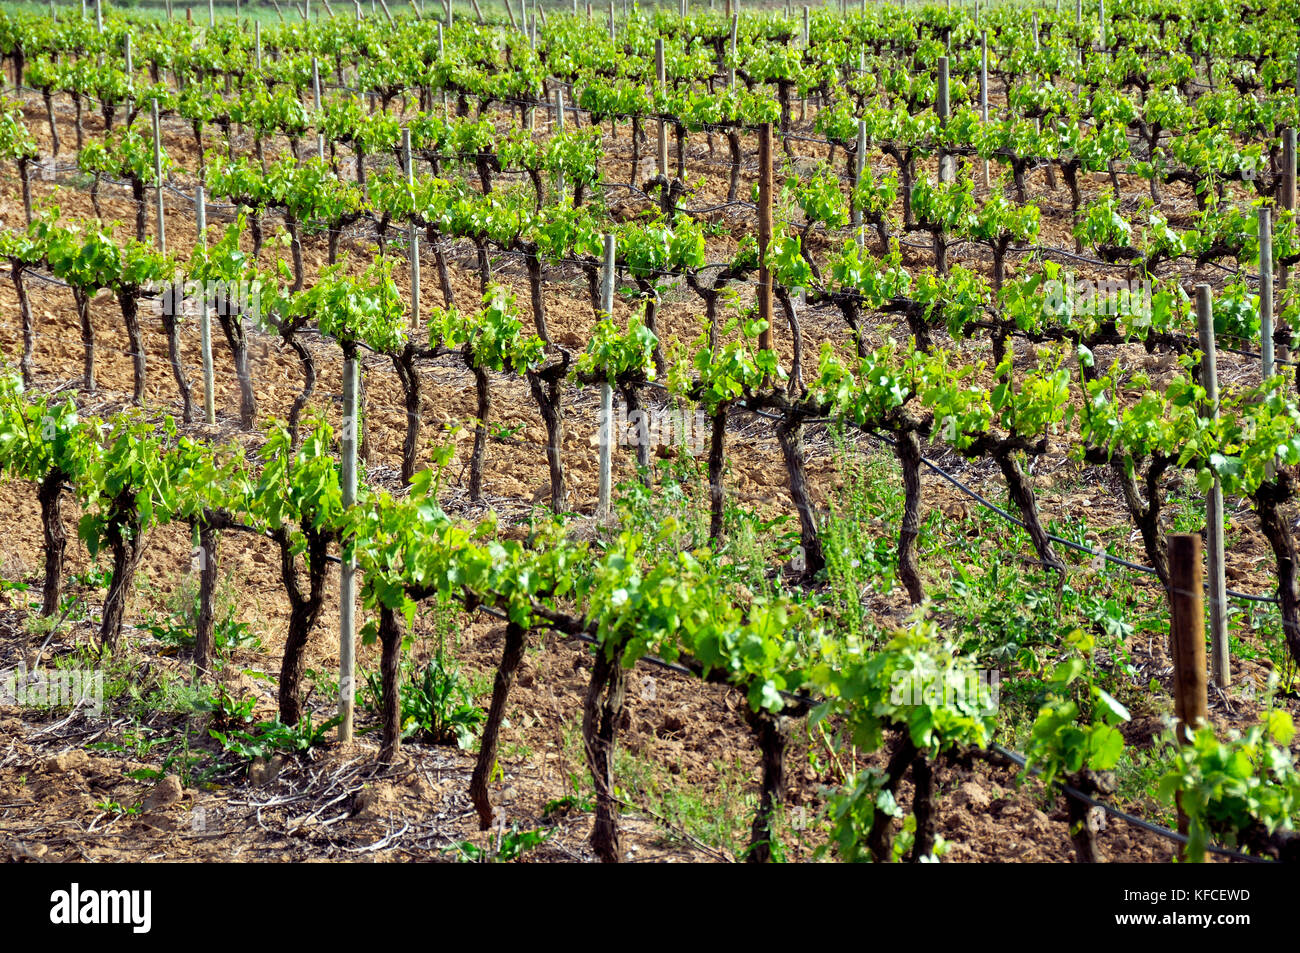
[
  {"left": 727, "top": 14, "right": 737, "bottom": 88},
  {"left": 404, "top": 128, "right": 420, "bottom": 330},
  {"left": 151, "top": 99, "right": 166, "bottom": 252},
  {"left": 655, "top": 38, "right": 668, "bottom": 176},
  {"left": 853, "top": 117, "right": 866, "bottom": 243},
  {"left": 555, "top": 86, "right": 567, "bottom": 202},
  {"left": 1260, "top": 207, "right": 1275, "bottom": 379},
  {"left": 196, "top": 186, "right": 216, "bottom": 426},
  {"left": 1195, "top": 283, "right": 1230, "bottom": 689},
  {"left": 981, "top": 31, "right": 989, "bottom": 188},
  {"left": 938, "top": 56, "right": 952, "bottom": 182},
  {"left": 757, "top": 123, "right": 773, "bottom": 354},
  {"left": 338, "top": 351, "right": 358, "bottom": 742},
  {"left": 597, "top": 234, "right": 616, "bottom": 522}
]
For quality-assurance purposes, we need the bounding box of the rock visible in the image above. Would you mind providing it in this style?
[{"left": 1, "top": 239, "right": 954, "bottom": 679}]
[
  {"left": 44, "top": 750, "right": 89, "bottom": 774},
  {"left": 951, "top": 780, "right": 991, "bottom": 812},
  {"left": 142, "top": 775, "right": 184, "bottom": 811}
]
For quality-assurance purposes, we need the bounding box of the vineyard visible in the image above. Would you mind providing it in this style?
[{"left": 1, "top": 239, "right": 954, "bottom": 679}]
[{"left": 0, "top": 0, "right": 1297, "bottom": 867}]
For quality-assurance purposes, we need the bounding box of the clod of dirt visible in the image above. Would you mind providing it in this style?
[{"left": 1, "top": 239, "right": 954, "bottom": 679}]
[
  {"left": 142, "top": 775, "right": 184, "bottom": 811},
  {"left": 951, "top": 780, "right": 992, "bottom": 813},
  {"left": 43, "top": 750, "right": 89, "bottom": 775},
  {"left": 351, "top": 783, "right": 402, "bottom": 821},
  {"left": 249, "top": 755, "right": 285, "bottom": 787}
]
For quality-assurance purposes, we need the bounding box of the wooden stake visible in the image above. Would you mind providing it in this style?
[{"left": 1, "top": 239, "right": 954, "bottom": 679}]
[
  {"left": 1195, "top": 283, "right": 1230, "bottom": 688},
  {"left": 1168, "top": 532, "right": 1208, "bottom": 742}
]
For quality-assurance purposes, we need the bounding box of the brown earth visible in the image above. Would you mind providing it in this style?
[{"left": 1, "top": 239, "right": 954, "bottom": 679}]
[{"left": 0, "top": 86, "right": 1293, "bottom": 863}]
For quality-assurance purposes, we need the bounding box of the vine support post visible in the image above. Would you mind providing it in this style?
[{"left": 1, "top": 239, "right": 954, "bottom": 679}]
[
  {"left": 937, "top": 56, "right": 952, "bottom": 183},
  {"left": 151, "top": 98, "right": 166, "bottom": 253},
  {"left": 1283, "top": 128, "right": 1296, "bottom": 293},
  {"left": 980, "top": 30, "right": 989, "bottom": 188},
  {"left": 597, "top": 233, "right": 616, "bottom": 523},
  {"left": 555, "top": 86, "right": 566, "bottom": 202},
  {"left": 1195, "top": 283, "right": 1230, "bottom": 689},
  {"left": 1168, "top": 531, "right": 1208, "bottom": 851},
  {"left": 655, "top": 39, "right": 667, "bottom": 177},
  {"left": 608, "top": 1, "right": 614, "bottom": 40},
  {"left": 727, "top": 14, "right": 737, "bottom": 88},
  {"left": 853, "top": 117, "right": 866, "bottom": 245},
  {"left": 255, "top": 21, "right": 262, "bottom": 68},
  {"left": 1098, "top": 0, "right": 1106, "bottom": 52},
  {"left": 1260, "top": 207, "right": 1275, "bottom": 379},
  {"left": 438, "top": 24, "right": 448, "bottom": 117},
  {"left": 338, "top": 349, "right": 359, "bottom": 743},
  {"left": 1168, "top": 533, "right": 1209, "bottom": 742},
  {"left": 802, "top": 5, "right": 809, "bottom": 46},
  {"left": 758, "top": 122, "right": 773, "bottom": 356},
  {"left": 124, "top": 32, "right": 132, "bottom": 77},
  {"left": 196, "top": 185, "right": 216, "bottom": 426},
  {"left": 312, "top": 58, "right": 325, "bottom": 159},
  {"left": 209, "top": 0, "right": 216, "bottom": 27},
  {"left": 403, "top": 128, "right": 420, "bottom": 330},
  {"left": 95, "top": 0, "right": 103, "bottom": 32}
]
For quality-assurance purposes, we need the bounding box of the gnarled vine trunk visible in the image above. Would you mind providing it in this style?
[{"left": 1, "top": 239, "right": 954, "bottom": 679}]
[
  {"left": 582, "top": 648, "right": 627, "bottom": 863},
  {"left": 470, "top": 621, "right": 528, "bottom": 829},
  {"left": 38, "top": 469, "right": 65, "bottom": 618}
]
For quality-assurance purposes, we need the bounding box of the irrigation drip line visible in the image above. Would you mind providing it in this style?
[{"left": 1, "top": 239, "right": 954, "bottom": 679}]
[
  {"left": 473, "top": 565, "right": 1265, "bottom": 862},
  {"left": 988, "top": 743, "right": 1270, "bottom": 863},
  {"left": 634, "top": 377, "right": 1279, "bottom": 606}
]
